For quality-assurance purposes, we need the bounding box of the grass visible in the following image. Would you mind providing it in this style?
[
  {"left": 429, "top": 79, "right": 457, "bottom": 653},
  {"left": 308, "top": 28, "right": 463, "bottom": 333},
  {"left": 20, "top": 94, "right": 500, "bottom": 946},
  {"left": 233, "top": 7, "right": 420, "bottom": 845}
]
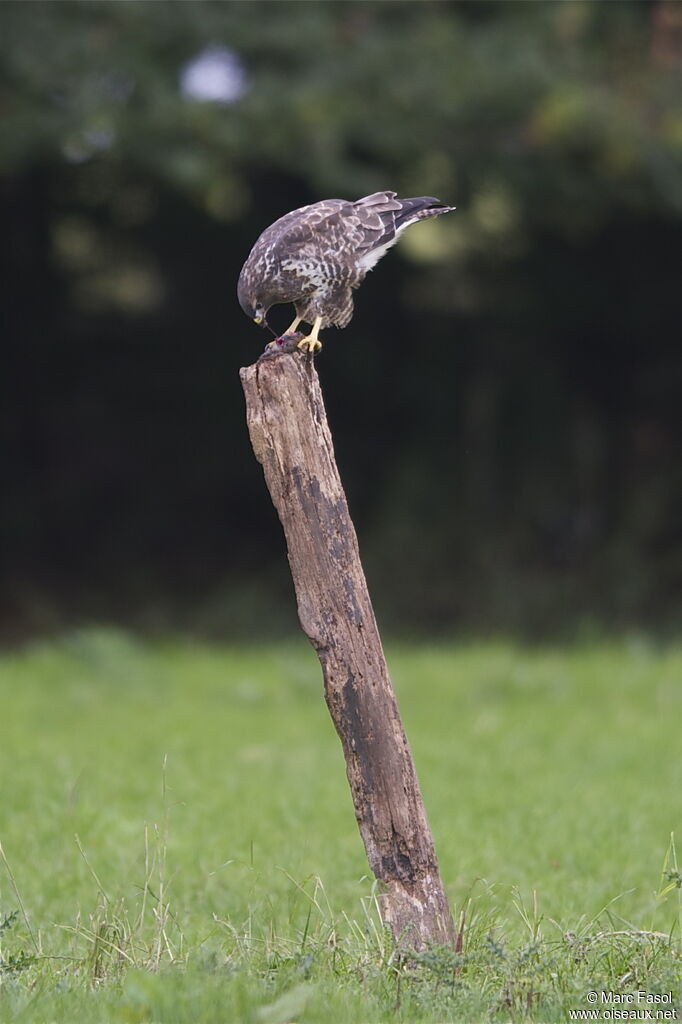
[{"left": 0, "top": 630, "right": 680, "bottom": 1022}]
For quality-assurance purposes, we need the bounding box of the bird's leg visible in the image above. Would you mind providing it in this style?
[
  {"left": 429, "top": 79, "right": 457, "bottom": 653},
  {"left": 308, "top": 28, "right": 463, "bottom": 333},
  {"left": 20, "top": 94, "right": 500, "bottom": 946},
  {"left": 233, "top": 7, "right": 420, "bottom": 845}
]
[
  {"left": 297, "top": 316, "right": 323, "bottom": 353},
  {"left": 283, "top": 316, "right": 302, "bottom": 336}
]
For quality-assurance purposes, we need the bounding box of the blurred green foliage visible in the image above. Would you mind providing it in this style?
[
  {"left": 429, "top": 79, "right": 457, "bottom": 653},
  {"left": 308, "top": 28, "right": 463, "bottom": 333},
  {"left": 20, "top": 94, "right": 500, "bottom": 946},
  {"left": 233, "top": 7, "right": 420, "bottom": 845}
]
[
  {"left": 1, "top": 1, "right": 681, "bottom": 637},
  {"left": 2, "top": 1, "right": 681, "bottom": 215}
]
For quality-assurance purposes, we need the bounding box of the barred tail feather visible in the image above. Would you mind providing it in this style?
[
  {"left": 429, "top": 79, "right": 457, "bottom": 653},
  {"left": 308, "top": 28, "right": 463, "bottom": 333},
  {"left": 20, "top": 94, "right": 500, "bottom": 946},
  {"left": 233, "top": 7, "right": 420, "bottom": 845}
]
[
  {"left": 395, "top": 196, "right": 456, "bottom": 232},
  {"left": 354, "top": 192, "right": 455, "bottom": 274}
]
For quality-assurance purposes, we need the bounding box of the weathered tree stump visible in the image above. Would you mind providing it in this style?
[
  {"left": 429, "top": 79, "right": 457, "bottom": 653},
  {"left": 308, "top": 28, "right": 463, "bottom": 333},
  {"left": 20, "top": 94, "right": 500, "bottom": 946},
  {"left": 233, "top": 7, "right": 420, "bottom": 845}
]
[{"left": 240, "top": 349, "right": 454, "bottom": 951}]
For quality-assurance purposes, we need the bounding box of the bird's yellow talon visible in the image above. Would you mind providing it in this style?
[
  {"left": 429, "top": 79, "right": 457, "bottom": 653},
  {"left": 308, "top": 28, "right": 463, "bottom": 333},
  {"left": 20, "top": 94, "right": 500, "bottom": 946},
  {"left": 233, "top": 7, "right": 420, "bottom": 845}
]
[
  {"left": 295, "top": 315, "right": 323, "bottom": 353},
  {"left": 297, "top": 338, "right": 322, "bottom": 354}
]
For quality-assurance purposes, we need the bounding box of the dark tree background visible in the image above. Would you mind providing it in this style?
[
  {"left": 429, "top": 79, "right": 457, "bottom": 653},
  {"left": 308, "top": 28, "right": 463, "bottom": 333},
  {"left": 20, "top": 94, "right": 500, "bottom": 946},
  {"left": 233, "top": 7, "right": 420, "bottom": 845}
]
[{"left": 1, "top": 0, "right": 681, "bottom": 640}]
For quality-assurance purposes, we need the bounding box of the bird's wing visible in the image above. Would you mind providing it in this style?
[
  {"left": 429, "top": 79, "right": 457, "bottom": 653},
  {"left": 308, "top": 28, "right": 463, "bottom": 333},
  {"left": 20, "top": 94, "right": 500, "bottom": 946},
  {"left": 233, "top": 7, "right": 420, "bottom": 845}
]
[
  {"left": 252, "top": 199, "right": 348, "bottom": 253},
  {"left": 275, "top": 193, "right": 403, "bottom": 273},
  {"left": 247, "top": 193, "right": 451, "bottom": 285}
]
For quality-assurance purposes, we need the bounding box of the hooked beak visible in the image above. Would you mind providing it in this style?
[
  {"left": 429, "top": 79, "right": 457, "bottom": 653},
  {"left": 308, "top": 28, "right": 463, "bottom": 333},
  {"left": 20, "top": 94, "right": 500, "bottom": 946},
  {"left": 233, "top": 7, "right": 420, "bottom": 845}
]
[{"left": 253, "top": 314, "right": 264, "bottom": 325}]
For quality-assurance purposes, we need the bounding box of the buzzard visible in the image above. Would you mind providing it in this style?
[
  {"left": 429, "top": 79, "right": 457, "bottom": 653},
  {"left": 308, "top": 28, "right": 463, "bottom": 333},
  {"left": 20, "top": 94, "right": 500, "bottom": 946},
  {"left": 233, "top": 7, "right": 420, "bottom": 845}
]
[{"left": 238, "top": 191, "right": 455, "bottom": 352}]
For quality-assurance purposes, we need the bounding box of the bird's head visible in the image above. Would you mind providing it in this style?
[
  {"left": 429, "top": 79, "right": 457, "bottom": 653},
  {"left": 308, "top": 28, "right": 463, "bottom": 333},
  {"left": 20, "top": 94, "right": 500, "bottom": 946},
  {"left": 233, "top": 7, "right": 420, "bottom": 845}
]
[
  {"left": 252, "top": 303, "right": 267, "bottom": 326},
  {"left": 237, "top": 273, "right": 271, "bottom": 327},
  {"left": 238, "top": 295, "right": 267, "bottom": 325}
]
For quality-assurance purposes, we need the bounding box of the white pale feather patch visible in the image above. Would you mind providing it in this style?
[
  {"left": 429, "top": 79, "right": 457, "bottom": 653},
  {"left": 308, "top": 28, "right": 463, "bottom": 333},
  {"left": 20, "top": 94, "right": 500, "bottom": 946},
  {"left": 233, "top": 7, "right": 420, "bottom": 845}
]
[
  {"left": 281, "top": 257, "right": 315, "bottom": 274},
  {"left": 281, "top": 257, "right": 327, "bottom": 287}
]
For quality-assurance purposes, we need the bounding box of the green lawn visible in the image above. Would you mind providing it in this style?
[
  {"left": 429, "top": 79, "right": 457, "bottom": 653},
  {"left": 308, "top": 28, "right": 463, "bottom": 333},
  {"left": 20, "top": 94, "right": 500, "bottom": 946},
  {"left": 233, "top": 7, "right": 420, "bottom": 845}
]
[{"left": 0, "top": 632, "right": 680, "bottom": 1022}]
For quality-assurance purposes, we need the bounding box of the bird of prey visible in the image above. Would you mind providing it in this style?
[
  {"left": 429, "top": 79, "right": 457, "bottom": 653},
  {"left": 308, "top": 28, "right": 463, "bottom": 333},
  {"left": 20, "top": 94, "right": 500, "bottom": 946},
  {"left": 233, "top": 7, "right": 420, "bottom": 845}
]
[{"left": 237, "top": 191, "right": 455, "bottom": 352}]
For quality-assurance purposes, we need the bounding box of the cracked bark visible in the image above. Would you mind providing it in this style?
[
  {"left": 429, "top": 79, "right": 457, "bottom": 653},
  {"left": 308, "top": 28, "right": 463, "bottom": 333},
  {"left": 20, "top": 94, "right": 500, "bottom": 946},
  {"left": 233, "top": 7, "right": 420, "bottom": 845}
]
[{"left": 240, "top": 349, "right": 455, "bottom": 951}]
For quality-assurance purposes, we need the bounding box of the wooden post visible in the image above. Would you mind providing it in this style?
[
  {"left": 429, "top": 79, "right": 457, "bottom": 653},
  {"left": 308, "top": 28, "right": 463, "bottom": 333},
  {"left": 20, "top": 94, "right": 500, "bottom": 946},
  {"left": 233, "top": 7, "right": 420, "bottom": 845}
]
[{"left": 240, "top": 349, "right": 455, "bottom": 951}]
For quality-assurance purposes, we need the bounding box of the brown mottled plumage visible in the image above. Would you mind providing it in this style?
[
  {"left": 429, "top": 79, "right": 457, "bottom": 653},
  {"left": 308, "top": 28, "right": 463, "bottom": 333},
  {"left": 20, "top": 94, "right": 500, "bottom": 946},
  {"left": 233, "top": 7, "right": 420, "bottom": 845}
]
[{"left": 237, "top": 191, "right": 455, "bottom": 352}]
